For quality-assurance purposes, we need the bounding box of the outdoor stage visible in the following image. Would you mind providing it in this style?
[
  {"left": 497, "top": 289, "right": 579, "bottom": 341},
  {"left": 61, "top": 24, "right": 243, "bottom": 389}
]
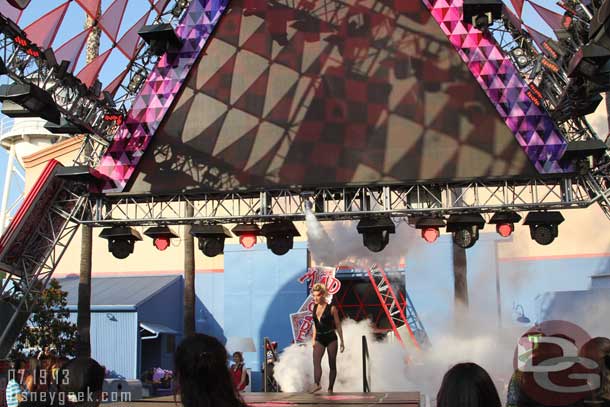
[{"left": 111, "top": 393, "right": 421, "bottom": 407}]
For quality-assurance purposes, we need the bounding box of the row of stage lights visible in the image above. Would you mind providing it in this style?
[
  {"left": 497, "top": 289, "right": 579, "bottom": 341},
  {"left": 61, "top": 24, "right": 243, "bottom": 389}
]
[
  {"left": 99, "top": 222, "right": 302, "bottom": 259},
  {"left": 414, "top": 211, "right": 565, "bottom": 248},
  {"left": 99, "top": 210, "right": 564, "bottom": 259}
]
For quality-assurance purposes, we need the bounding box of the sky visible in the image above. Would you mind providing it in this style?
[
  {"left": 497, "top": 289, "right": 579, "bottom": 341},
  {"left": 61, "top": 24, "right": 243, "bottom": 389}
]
[{"left": 0, "top": 0, "right": 607, "bottom": 216}]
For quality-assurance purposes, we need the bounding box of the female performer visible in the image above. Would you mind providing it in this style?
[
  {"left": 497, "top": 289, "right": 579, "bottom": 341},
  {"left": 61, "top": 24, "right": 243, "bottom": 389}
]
[
  {"left": 310, "top": 283, "right": 344, "bottom": 394},
  {"left": 230, "top": 352, "right": 248, "bottom": 392}
]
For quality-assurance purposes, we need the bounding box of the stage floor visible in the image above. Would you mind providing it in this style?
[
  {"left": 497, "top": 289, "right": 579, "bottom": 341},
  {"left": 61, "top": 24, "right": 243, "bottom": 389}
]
[{"left": 114, "top": 392, "right": 420, "bottom": 407}]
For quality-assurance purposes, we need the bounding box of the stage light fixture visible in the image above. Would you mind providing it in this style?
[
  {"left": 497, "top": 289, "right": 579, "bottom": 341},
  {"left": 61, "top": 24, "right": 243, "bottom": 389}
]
[
  {"left": 568, "top": 43, "right": 610, "bottom": 83},
  {"left": 128, "top": 69, "right": 146, "bottom": 93},
  {"left": 138, "top": 23, "right": 182, "bottom": 56},
  {"left": 144, "top": 226, "right": 179, "bottom": 251},
  {"left": 523, "top": 212, "right": 564, "bottom": 246},
  {"left": 99, "top": 226, "right": 142, "bottom": 259},
  {"left": 489, "top": 211, "right": 522, "bottom": 238},
  {"left": 414, "top": 217, "right": 446, "bottom": 243},
  {"left": 171, "top": 0, "right": 189, "bottom": 17},
  {"left": 232, "top": 224, "right": 261, "bottom": 250},
  {"left": 356, "top": 216, "right": 395, "bottom": 253},
  {"left": 462, "top": 0, "right": 503, "bottom": 29},
  {"left": 191, "top": 225, "right": 232, "bottom": 257},
  {"left": 0, "top": 82, "right": 60, "bottom": 123},
  {"left": 446, "top": 214, "right": 485, "bottom": 249},
  {"left": 7, "top": 0, "right": 32, "bottom": 9},
  {"left": 261, "top": 221, "right": 300, "bottom": 256},
  {"left": 511, "top": 48, "right": 529, "bottom": 68},
  {"left": 44, "top": 116, "right": 88, "bottom": 134},
  {"left": 562, "top": 139, "right": 608, "bottom": 161}
]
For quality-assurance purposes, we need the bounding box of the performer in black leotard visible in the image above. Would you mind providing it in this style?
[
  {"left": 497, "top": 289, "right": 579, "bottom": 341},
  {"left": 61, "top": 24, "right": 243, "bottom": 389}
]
[{"left": 310, "top": 283, "right": 344, "bottom": 394}]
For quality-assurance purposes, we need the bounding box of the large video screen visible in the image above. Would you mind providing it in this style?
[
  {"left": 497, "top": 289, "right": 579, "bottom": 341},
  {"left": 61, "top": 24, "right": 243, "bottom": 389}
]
[{"left": 125, "top": 0, "right": 538, "bottom": 194}]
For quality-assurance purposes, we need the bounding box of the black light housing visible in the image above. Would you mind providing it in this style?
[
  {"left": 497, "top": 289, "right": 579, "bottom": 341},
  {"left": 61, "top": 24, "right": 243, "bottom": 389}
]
[
  {"left": 446, "top": 214, "right": 486, "bottom": 249},
  {"left": 511, "top": 48, "right": 529, "bottom": 68},
  {"left": 144, "top": 226, "right": 179, "bottom": 251},
  {"left": 462, "top": 0, "right": 503, "bottom": 29},
  {"left": 356, "top": 216, "right": 396, "bottom": 253},
  {"left": 138, "top": 23, "right": 182, "bottom": 56},
  {"left": 44, "top": 116, "right": 89, "bottom": 134},
  {"left": 562, "top": 139, "right": 608, "bottom": 161},
  {"left": 261, "top": 221, "right": 300, "bottom": 256},
  {"left": 0, "top": 82, "right": 60, "bottom": 123},
  {"left": 523, "top": 212, "right": 564, "bottom": 246},
  {"left": 99, "top": 226, "right": 142, "bottom": 259},
  {"left": 55, "top": 165, "right": 99, "bottom": 186},
  {"left": 7, "top": 0, "right": 32, "bottom": 10},
  {"left": 190, "top": 225, "right": 232, "bottom": 257},
  {"left": 567, "top": 43, "right": 610, "bottom": 80}
]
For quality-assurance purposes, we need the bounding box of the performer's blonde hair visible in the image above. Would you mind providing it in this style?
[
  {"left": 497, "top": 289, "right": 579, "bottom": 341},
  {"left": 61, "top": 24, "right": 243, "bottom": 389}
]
[{"left": 312, "top": 283, "right": 327, "bottom": 296}]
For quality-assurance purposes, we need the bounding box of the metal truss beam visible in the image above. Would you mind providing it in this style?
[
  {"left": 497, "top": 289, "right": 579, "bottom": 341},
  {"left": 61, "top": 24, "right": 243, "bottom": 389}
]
[
  {"left": 0, "top": 182, "right": 87, "bottom": 358},
  {"left": 77, "top": 176, "right": 606, "bottom": 226},
  {"left": 0, "top": 2, "right": 192, "bottom": 167}
]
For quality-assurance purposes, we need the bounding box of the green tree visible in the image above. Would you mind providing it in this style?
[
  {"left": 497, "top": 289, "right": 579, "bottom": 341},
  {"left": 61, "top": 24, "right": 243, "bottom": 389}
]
[{"left": 10, "top": 278, "right": 78, "bottom": 359}]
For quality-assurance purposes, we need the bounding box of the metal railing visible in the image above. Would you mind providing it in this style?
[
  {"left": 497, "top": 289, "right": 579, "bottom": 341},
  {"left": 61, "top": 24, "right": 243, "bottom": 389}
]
[{"left": 362, "top": 335, "right": 371, "bottom": 393}]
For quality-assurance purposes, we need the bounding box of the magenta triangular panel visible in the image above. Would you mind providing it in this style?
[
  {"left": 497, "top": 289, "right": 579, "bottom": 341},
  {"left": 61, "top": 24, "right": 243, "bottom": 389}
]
[
  {"left": 103, "top": 68, "right": 129, "bottom": 97},
  {"left": 24, "top": 1, "right": 70, "bottom": 49},
  {"left": 76, "top": 48, "right": 112, "bottom": 87},
  {"left": 528, "top": 1, "right": 564, "bottom": 31},
  {"left": 0, "top": 1, "right": 22, "bottom": 23},
  {"left": 75, "top": 0, "right": 100, "bottom": 19},
  {"left": 98, "top": 0, "right": 128, "bottom": 42},
  {"left": 54, "top": 28, "right": 92, "bottom": 73},
  {"left": 117, "top": 11, "right": 150, "bottom": 58}
]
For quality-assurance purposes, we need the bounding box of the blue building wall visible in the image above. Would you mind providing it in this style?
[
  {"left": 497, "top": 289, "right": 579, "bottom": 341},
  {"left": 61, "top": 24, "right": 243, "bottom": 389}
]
[
  {"left": 195, "top": 271, "right": 225, "bottom": 340},
  {"left": 138, "top": 276, "right": 184, "bottom": 335},
  {"left": 406, "top": 232, "right": 606, "bottom": 340},
  {"left": 138, "top": 277, "right": 184, "bottom": 377},
  {"left": 196, "top": 241, "right": 308, "bottom": 391},
  {"left": 69, "top": 311, "right": 138, "bottom": 379}
]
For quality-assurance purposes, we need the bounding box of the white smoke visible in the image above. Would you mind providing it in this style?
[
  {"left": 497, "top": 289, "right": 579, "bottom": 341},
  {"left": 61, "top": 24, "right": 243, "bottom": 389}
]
[
  {"left": 274, "top": 319, "right": 417, "bottom": 392},
  {"left": 304, "top": 208, "right": 418, "bottom": 267},
  {"left": 301, "top": 211, "right": 530, "bottom": 402}
]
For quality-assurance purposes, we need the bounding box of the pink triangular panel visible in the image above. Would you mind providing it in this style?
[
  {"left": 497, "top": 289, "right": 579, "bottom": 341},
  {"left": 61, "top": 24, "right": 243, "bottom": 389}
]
[
  {"left": 98, "top": 0, "right": 128, "bottom": 42},
  {"left": 117, "top": 10, "right": 150, "bottom": 58},
  {"left": 54, "top": 28, "right": 92, "bottom": 73},
  {"left": 528, "top": 1, "right": 564, "bottom": 31},
  {"left": 75, "top": 0, "right": 100, "bottom": 19},
  {"left": 76, "top": 48, "right": 112, "bottom": 87},
  {"left": 510, "top": 0, "right": 524, "bottom": 17},
  {"left": 524, "top": 24, "right": 551, "bottom": 51},
  {"left": 24, "top": 1, "right": 70, "bottom": 49},
  {"left": 103, "top": 68, "right": 129, "bottom": 97},
  {"left": 0, "top": 0, "right": 22, "bottom": 23}
]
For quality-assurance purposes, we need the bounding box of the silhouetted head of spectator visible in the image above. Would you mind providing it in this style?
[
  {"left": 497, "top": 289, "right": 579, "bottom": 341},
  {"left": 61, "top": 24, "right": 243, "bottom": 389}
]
[
  {"left": 57, "top": 357, "right": 105, "bottom": 407},
  {"left": 437, "top": 362, "right": 502, "bottom": 407},
  {"left": 174, "top": 334, "right": 245, "bottom": 407},
  {"left": 580, "top": 337, "right": 610, "bottom": 400}
]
